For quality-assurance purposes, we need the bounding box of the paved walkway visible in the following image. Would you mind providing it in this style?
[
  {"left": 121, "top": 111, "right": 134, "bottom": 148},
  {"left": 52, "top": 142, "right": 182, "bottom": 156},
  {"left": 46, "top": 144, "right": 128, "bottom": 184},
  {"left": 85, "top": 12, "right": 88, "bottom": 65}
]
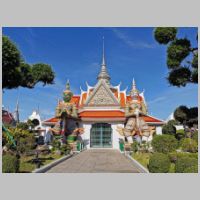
[{"left": 46, "top": 149, "right": 140, "bottom": 173}]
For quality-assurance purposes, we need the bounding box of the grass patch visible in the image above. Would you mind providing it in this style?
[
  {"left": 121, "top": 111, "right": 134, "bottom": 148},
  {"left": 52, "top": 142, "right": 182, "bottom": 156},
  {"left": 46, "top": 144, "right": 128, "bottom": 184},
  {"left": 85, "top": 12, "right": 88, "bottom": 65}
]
[
  {"left": 19, "top": 153, "right": 63, "bottom": 173},
  {"left": 132, "top": 152, "right": 176, "bottom": 173},
  {"left": 132, "top": 152, "right": 151, "bottom": 169}
]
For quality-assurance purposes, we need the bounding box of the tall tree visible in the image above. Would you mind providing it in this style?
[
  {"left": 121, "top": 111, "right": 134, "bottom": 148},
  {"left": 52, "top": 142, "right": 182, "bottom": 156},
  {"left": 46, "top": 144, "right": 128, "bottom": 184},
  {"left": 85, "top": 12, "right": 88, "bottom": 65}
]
[
  {"left": 174, "top": 105, "right": 198, "bottom": 128},
  {"left": 154, "top": 27, "right": 198, "bottom": 87},
  {"left": 2, "top": 35, "right": 55, "bottom": 89}
]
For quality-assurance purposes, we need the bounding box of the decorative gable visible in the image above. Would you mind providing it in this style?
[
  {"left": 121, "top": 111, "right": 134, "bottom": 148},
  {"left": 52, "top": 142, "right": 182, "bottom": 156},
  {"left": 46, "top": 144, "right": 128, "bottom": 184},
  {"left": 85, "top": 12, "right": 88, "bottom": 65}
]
[{"left": 85, "top": 80, "right": 119, "bottom": 106}]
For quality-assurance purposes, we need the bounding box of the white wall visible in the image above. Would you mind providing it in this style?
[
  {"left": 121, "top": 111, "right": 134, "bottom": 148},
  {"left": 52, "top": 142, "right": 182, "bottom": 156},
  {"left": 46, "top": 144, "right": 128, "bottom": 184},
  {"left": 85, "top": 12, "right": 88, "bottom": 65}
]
[
  {"left": 156, "top": 126, "right": 162, "bottom": 135},
  {"left": 111, "top": 123, "right": 124, "bottom": 149}
]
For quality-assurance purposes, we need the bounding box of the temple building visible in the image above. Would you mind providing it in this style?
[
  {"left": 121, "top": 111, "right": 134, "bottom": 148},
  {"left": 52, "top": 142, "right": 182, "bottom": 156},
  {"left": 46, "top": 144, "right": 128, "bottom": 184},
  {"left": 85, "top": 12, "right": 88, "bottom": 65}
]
[{"left": 43, "top": 40, "right": 165, "bottom": 149}]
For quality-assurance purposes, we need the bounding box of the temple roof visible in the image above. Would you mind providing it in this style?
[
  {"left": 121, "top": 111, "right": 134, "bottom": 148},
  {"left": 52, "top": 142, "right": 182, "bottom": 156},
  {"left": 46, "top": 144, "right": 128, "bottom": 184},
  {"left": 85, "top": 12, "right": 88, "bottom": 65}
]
[{"left": 43, "top": 113, "right": 164, "bottom": 124}]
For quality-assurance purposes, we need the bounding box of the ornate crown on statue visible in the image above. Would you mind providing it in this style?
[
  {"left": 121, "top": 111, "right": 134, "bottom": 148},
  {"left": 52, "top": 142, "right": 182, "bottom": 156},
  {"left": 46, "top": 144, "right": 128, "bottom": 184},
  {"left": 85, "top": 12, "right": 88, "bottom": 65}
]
[{"left": 55, "top": 80, "right": 78, "bottom": 118}]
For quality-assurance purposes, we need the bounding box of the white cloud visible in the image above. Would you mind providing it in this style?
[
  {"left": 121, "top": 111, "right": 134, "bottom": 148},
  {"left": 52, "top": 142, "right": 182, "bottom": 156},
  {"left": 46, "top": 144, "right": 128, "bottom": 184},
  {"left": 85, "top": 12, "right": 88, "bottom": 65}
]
[
  {"left": 111, "top": 28, "right": 156, "bottom": 49},
  {"left": 148, "top": 96, "right": 166, "bottom": 105}
]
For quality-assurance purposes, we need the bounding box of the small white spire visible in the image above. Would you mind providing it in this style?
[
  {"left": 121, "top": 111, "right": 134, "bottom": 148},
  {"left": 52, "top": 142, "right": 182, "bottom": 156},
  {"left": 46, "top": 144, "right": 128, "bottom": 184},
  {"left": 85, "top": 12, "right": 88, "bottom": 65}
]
[{"left": 15, "top": 89, "right": 20, "bottom": 123}]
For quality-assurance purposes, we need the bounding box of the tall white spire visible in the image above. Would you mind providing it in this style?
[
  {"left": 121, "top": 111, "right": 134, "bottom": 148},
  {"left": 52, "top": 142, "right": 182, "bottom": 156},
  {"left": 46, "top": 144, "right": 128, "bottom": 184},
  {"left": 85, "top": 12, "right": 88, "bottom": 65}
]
[
  {"left": 14, "top": 91, "right": 20, "bottom": 123},
  {"left": 97, "top": 37, "right": 111, "bottom": 84},
  {"left": 102, "top": 36, "right": 106, "bottom": 66}
]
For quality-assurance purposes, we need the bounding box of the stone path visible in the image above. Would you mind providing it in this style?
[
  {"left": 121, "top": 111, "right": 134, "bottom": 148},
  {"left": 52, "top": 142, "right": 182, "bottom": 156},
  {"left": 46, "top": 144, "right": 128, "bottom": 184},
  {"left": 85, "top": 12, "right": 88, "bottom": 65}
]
[{"left": 46, "top": 149, "right": 140, "bottom": 173}]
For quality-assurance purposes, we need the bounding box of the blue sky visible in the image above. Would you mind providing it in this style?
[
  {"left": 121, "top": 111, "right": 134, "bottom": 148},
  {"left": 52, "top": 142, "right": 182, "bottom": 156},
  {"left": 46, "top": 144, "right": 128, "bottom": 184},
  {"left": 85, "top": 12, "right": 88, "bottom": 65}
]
[{"left": 2, "top": 27, "right": 198, "bottom": 121}]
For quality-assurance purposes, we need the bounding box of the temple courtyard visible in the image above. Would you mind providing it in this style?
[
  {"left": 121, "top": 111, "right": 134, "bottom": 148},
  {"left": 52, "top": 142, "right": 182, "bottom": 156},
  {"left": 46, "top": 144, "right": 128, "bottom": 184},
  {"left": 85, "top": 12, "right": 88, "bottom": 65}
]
[{"left": 46, "top": 149, "right": 140, "bottom": 173}]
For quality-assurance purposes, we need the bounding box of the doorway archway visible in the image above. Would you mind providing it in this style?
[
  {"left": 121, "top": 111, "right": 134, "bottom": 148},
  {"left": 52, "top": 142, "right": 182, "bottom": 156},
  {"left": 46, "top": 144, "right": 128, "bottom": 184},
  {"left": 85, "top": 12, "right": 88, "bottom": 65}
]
[{"left": 90, "top": 123, "right": 112, "bottom": 148}]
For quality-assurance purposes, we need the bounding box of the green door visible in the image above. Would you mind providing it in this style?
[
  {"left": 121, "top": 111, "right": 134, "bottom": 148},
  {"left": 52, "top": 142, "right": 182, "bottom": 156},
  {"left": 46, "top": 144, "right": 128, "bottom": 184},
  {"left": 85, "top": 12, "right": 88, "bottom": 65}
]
[{"left": 90, "top": 123, "right": 112, "bottom": 148}]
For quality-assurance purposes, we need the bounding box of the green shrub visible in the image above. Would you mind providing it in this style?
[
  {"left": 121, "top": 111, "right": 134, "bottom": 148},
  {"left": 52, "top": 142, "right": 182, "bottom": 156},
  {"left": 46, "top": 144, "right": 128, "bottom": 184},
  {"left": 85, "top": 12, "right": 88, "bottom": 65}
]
[
  {"left": 148, "top": 153, "right": 171, "bottom": 173},
  {"left": 168, "top": 120, "right": 179, "bottom": 126},
  {"left": 187, "top": 153, "right": 198, "bottom": 159},
  {"left": 60, "top": 144, "right": 71, "bottom": 155},
  {"left": 183, "top": 165, "right": 198, "bottom": 173},
  {"left": 180, "top": 138, "right": 198, "bottom": 153},
  {"left": 131, "top": 141, "right": 138, "bottom": 153},
  {"left": 52, "top": 139, "right": 61, "bottom": 150},
  {"left": 168, "top": 152, "right": 198, "bottom": 163},
  {"left": 162, "top": 123, "right": 176, "bottom": 135},
  {"left": 152, "top": 135, "right": 178, "bottom": 153},
  {"left": 175, "top": 129, "right": 185, "bottom": 141},
  {"left": 175, "top": 156, "right": 198, "bottom": 173},
  {"left": 168, "top": 152, "right": 178, "bottom": 163},
  {"left": 2, "top": 154, "right": 20, "bottom": 173},
  {"left": 16, "top": 135, "right": 36, "bottom": 154},
  {"left": 16, "top": 122, "right": 29, "bottom": 130},
  {"left": 192, "top": 131, "right": 198, "bottom": 144}
]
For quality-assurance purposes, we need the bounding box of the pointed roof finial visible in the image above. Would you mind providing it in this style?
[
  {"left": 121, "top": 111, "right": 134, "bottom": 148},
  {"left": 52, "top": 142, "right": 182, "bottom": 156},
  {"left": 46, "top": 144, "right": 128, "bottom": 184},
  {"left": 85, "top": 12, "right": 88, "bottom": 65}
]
[
  {"left": 102, "top": 36, "right": 105, "bottom": 66},
  {"left": 97, "top": 37, "right": 111, "bottom": 84},
  {"left": 132, "top": 77, "right": 135, "bottom": 86},
  {"left": 66, "top": 79, "right": 70, "bottom": 90}
]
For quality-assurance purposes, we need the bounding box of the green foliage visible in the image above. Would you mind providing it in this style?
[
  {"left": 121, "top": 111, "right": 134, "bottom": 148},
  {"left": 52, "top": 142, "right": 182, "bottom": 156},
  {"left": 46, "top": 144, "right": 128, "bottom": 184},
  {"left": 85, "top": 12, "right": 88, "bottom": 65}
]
[
  {"left": 174, "top": 105, "right": 190, "bottom": 124},
  {"left": 175, "top": 129, "right": 185, "bottom": 141},
  {"left": 167, "top": 39, "right": 191, "bottom": 68},
  {"left": 31, "top": 119, "right": 40, "bottom": 127},
  {"left": 168, "top": 68, "right": 191, "bottom": 87},
  {"left": 16, "top": 122, "right": 29, "bottom": 130},
  {"left": 2, "top": 154, "right": 20, "bottom": 173},
  {"left": 131, "top": 141, "right": 138, "bottom": 153},
  {"left": 167, "top": 119, "right": 179, "bottom": 126},
  {"left": 183, "top": 165, "right": 198, "bottom": 173},
  {"left": 162, "top": 123, "right": 176, "bottom": 135},
  {"left": 2, "top": 35, "right": 22, "bottom": 89},
  {"left": 153, "top": 27, "right": 198, "bottom": 87},
  {"left": 175, "top": 156, "right": 198, "bottom": 173},
  {"left": 192, "top": 53, "right": 198, "bottom": 68},
  {"left": 152, "top": 135, "right": 178, "bottom": 153},
  {"left": 52, "top": 139, "right": 61, "bottom": 150},
  {"left": 2, "top": 35, "right": 55, "bottom": 89},
  {"left": 60, "top": 144, "right": 71, "bottom": 155},
  {"left": 191, "top": 68, "right": 198, "bottom": 83},
  {"left": 168, "top": 152, "right": 198, "bottom": 163},
  {"left": 168, "top": 152, "right": 179, "bottom": 163},
  {"left": 187, "top": 107, "right": 198, "bottom": 127},
  {"left": 148, "top": 153, "right": 171, "bottom": 173},
  {"left": 174, "top": 105, "right": 198, "bottom": 127},
  {"left": 16, "top": 135, "right": 36, "bottom": 154},
  {"left": 192, "top": 131, "right": 198, "bottom": 144},
  {"left": 154, "top": 27, "right": 177, "bottom": 44},
  {"left": 180, "top": 138, "right": 198, "bottom": 153},
  {"left": 32, "top": 63, "right": 55, "bottom": 86}
]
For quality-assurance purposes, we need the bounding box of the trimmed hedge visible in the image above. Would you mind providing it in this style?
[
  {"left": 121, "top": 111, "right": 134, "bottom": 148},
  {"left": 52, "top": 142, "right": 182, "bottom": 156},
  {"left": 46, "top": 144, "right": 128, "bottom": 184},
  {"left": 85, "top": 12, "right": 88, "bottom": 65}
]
[
  {"left": 183, "top": 165, "right": 198, "bottom": 173},
  {"left": 2, "top": 154, "right": 20, "bottom": 173},
  {"left": 152, "top": 135, "right": 178, "bottom": 153},
  {"left": 180, "top": 138, "right": 198, "bottom": 153},
  {"left": 175, "top": 129, "right": 185, "bottom": 141},
  {"left": 175, "top": 156, "right": 198, "bottom": 173},
  {"left": 168, "top": 152, "right": 198, "bottom": 163},
  {"left": 131, "top": 141, "right": 138, "bottom": 153},
  {"left": 192, "top": 131, "right": 198, "bottom": 144},
  {"left": 148, "top": 153, "right": 171, "bottom": 173},
  {"left": 162, "top": 123, "right": 176, "bottom": 135}
]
